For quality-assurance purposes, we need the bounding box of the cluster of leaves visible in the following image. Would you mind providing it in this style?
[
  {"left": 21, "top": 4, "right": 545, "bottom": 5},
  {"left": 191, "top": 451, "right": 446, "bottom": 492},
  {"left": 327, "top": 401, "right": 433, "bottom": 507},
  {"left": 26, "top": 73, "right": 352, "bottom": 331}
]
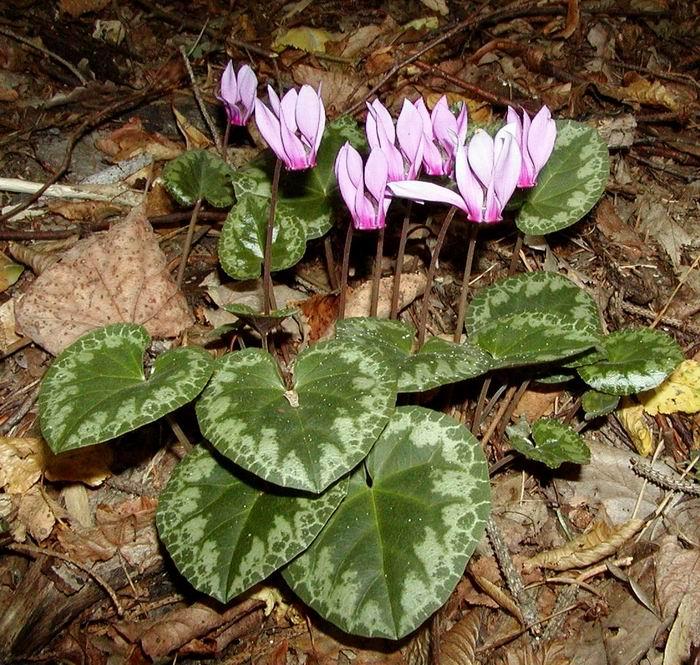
[{"left": 34, "top": 113, "right": 684, "bottom": 639}]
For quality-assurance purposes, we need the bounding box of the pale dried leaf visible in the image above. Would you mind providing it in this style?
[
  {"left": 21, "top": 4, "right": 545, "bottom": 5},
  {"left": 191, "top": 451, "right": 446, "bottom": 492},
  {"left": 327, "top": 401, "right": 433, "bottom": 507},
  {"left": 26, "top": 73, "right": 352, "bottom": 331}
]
[
  {"left": 617, "top": 398, "right": 654, "bottom": 456},
  {"left": 418, "top": 0, "right": 449, "bottom": 15},
  {"left": 172, "top": 106, "right": 211, "bottom": 150},
  {"left": 0, "top": 300, "right": 20, "bottom": 353},
  {"left": 525, "top": 519, "right": 644, "bottom": 571},
  {"left": 344, "top": 273, "right": 426, "bottom": 319},
  {"left": 440, "top": 609, "right": 481, "bottom": 665},
  {"left": 15, "top": 206, "right": 193, "bottom": 355},
  {"left": 61, "top": 483, "right": 93, "bottom": 528},
  {"left": 0, "top": 436, "right": 45, "bottom": 494},
  {"left": 15, "top": 486, "right": 58, "bottom": 542},
  {"left": 94, "top": 117, "right": 182, "bottom": 162},
  {"left": 655, "top": 537, "right": 700, "bottom": 664},
  {"left": 598, "top": 73, "right": 694, "bottom": 112},
  {"left": 640, "top": 360, "right": 700, "bottom": 416}
]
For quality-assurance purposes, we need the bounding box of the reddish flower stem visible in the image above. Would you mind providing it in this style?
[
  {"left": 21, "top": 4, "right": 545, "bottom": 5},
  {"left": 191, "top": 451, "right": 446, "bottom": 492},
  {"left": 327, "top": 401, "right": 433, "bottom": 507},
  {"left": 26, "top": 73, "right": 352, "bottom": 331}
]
[
  {"left": 369, "top": 226, "right": 385, "bottom": 317},
  {"left": 416, "top": 206, "right": 458, "bottom": 347},
  {"left": 175, "top": 197, "right": 203, "bottom": 289},
  {"left": 263, "top": 158, "right": 282, "bottom": 315},
  {"left": 390, "top": 203, "right": 412, "bottom": 319},
  {"left": 338, "top": 219, "right": 354, "bottom": 320},
  {"left": 453, "top": 225, "right": 479, "bottom": 343}
]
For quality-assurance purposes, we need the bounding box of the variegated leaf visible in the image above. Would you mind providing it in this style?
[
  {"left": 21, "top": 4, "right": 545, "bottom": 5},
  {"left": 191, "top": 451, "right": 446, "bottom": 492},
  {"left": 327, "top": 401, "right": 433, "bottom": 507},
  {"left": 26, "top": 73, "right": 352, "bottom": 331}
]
[
  {"left": 196, "top": 340, "right": 396, "bottom": 493},
  {"left": 335, "top": 318, "right": 493, "bottom": 392},
  {"left": 582, "top": 389, "right": 620, "bottom": 420},
  {"left": 156, "top": 446, "right": 347, "bottom": 603},
  {"left": 516, "top": 120, "right": 609, "bottom": 235},
  {"left": 507, "top": 418, "right": 591, "bottom": 469},
  {"left": 163, "top": 149, "right": 236, "bottom": 207},
  {"left": 39, "top": 324, "right": 213, "bottom": 453},
  {"left": 577, "top": 328, "right": 683, "bottom": 395},
  {"left": 218, "top": 193, "right": 307, "bottom": 279},
  {"left": 465, "top": 272, "right": 602, "bottom": 366},
  {"left": 284, "top": 406, "right": 491, "bottom": 639}
]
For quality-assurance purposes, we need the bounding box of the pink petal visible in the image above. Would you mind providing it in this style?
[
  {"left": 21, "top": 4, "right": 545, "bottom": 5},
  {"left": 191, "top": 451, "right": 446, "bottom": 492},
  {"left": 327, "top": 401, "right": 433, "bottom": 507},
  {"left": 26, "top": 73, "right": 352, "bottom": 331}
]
[
  {"left": 236, "top": 65, "right": 258, "bottom": 122},
  {"left": 296, "top": 85, "right": 323, "bottom": 150},
  {"left": 527, "top": 105, "right": 556, "bottom": 174},
  {"left": 219, "top": 61, "right": 237, "bottom": 103},
  {"left": 364, "top": 149, "right": 389, "bottom": 205},
  {"left": 492, "top": 124, "right": 521, "bottom": 207},
  {"left": 431, "top": 96, "right": 457, "bottom": 150},
  {"left": 483, "top": 183, "right": 501, "bottom": 222},
  {"left": 467, "top": 130, "right": 495, "bottom": 187},
  {"left": 369, "top": 99, "right": 396, "bottom": 144},
  {"left": 454, "top": 144, "right": 484, "bottom": 222},
  {"left": 455, "top": 103, "right": 469, "bottom": 144},
  {"left": 396, "top": 100, "right": 424, "bottom": 179},
  {"left": 334, "top": 144, "right": 358, "bottom": 213},
  {"left": 267, "top": 85, "right": 281, "bottom": 115},
  {"left": 388, "top": 180, "right": 468, "bottom": 214},
  {"left": 279, "top": 88, "right": 299, "bottom": 134},
  {"left": 254, "top": 99, "right": 285, "bottom": 162}
]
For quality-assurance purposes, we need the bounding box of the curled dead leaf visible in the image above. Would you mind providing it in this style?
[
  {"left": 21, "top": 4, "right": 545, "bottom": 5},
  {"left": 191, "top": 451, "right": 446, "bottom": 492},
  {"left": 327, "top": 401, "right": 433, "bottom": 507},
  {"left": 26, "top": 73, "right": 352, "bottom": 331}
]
[
  {"left": 524, "top": 518, "right": 644, "bottom": 572},
  {"left": 440, "top": 609, "right": 482, "bottom": 665}
]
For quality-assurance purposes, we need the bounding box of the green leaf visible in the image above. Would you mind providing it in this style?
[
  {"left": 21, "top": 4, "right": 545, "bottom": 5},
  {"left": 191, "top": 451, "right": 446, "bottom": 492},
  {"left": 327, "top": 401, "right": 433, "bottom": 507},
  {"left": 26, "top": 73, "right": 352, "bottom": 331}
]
[
  {"left": 163, "top": 150, "right": 236, "bottom": 207},
  {"left": 196, "top": 340, "right": 396, "bottom": 493},
  {"left": 39, "top": 324, "right": 213, "bottom": 453},
  {"left": 577, "top": 328, "right": 683, "bottom": 395},
  {"left": 334, "top": 318, "right": 493, "bottom": 393},
  {"left": 284, "top": 406, "right": 490, "bottom": 639},
  {"left": 507, "top": 418, "right": 591, "bottom": 469},
  {"left": 156, "top": 446, "right": 347, "bottom": 603},
  {"left": 516, "top": 120, "right": 609, "bottom": 235},
  {"left": 0, "top": 252, "right": 23, "bottom": 292},
  {"left": 581, "top": 389, "right": 620, "bottom": 420},
  {"left": 225, "top": 303, "right": 297, "bottom": 335},
  {"left": 465, "top": 272, "right": 602, "bottom": 366},
  {"left": 218, "top": 193, "right": 306, "bottom": 279}
]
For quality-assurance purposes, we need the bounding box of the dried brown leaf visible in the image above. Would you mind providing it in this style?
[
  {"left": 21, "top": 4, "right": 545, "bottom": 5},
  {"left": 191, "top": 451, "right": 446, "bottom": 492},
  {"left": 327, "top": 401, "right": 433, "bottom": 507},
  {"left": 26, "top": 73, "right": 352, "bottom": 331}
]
[
  {"left": 172, "top": 106, "right": 211, "bottom": 150},
  {"left": 470, "top": 573, "right": 522, "bottom": 622},
  {"left": 525, "top": 519, "right": 644, "bottom": 572},
  {"left": 344, "top": 273, "right": 426, "bottom": 319},
  {"left": 404, "top": 624, "right": 430, "bottom": 665},
  {"left": 595, "top": 198, "right": 646, "bottom": 260},
  {"left": 59, "top": 0, "right": 109, "bottom": 18},
  {"left": 440, "top": 609, "right": 481, "bottom": 665},
  {"left": 94, "top": 117, "right": 182, "bottom": 162},
  {"left": 0, "top": 436, "right": 45, "bottom": 494},
  {"left": 15, "top": 206, "right": 193, "bottom": 355},
  {"left": 14, "top": 486, "right": 59, "bottom": 542}
]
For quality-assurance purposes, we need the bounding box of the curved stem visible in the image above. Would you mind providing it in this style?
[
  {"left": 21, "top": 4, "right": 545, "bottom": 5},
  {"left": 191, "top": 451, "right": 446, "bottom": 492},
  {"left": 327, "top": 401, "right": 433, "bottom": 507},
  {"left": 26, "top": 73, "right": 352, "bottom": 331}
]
[
  {"left": 222, "top": 123, "right": 231, "bottom": 164},
  {"left": 175, "top": 197, "right": 203, "bottom": 289},
  {"left": 453, "top": 225, "right": 479, "bottom": 343},
  {"left": 417, "top": 206, "right": 458, "bottom": 347},
  {"left": 369, "top": 226, "right": 385, "bottom": 317},
  {"left": 390, "top": 202, "right": 412, "bottom": 319},
  {"left": 508, "top": 231, "right": 523, "bottom": 275},
  {"left": 263, "top": 158, "right": 283, "bottom": 315},
  {"left": 338, "top": 219, "right": 354, "bottom": 320}
]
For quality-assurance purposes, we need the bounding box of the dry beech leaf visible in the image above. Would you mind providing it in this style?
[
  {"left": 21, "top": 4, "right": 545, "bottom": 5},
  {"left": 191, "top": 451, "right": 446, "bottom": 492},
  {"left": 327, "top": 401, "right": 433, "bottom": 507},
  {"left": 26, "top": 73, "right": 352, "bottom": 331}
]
[
  {"left": 14, "top": 486, "right": 59, "bottom": 542},
  {"left": 469, "top": 573, "right": 522, "bottom": 622},
  {"left": 15, "top": 205, "right": 193, "bottom": 356},
  {"left": 0, "top": 436, "right": 45, "bottom": 494},
  {"left": 172, "top": 106, "right": 211, "bottom": 150},
  {"left": 59, "top": 0, "right": 109, "bottom": 17},
  {"left": 525, "top": 518, "right": 644, "bottom": 572},
  {"left": 617, "top": 398, "right": 654, "bottom": 457},
  {"left": 95, "top": 117, "right": 182, "bottom": 162},
  {"left": 440, "top": 609, "right": 482, "bottom": 665},
  {"left": 404, "top": 624, "right": 430, "bottom": 665},
  {"left": 640, "top": 360, "right": 700, "bottom": 416}
]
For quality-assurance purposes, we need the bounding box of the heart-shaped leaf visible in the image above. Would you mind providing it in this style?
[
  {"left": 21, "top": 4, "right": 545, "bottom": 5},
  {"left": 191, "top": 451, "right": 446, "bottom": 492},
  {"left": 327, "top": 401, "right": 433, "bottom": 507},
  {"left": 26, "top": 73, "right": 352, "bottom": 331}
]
[
  {"left": 196, "top": 340, "right": 396, "bottom": 493},
  {"left": 507, "top": 418, "right": 590, "bottom": 469},
  {"left": 163, "top": 150, "right": 236, "bottom": 207},
  {"left": 582, "top": 389, "right": 620, "bottom": 420},
  {"left": 39, "top": 323, "right": 213, "bottom": 453},
  {"left": 218, "top": 193, "right": 307, "bottom": 279},
  {"left": 577, "top": 328, "right": 683, "bottom": 395},
  {"left": 334, "top": 318, "right": 493, "bottom": 392},
  {"left": 156, "top": 445, "right": 347, "bottom": 603},
  {"left": 465, "top": 272, "right": 602, "bottom": 366},
  {"left": 516, "top": 120, "right": 609, "bottom": 235},
  {"left": 224, "top": 303, "right": 297, "bottom": 335},
  {"left": 284, "top": 406, "right": 490, "bottom": 639}
]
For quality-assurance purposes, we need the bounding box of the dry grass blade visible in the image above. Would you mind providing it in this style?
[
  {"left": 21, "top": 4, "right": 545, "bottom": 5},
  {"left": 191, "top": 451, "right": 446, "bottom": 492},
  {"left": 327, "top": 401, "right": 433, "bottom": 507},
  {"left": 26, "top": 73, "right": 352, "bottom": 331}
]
[
  {"left": 525, "top": 519, "right": 644, "bottom": 572},
  {"left": 439, "top": 609, "right": 482, "bottom": 665}
]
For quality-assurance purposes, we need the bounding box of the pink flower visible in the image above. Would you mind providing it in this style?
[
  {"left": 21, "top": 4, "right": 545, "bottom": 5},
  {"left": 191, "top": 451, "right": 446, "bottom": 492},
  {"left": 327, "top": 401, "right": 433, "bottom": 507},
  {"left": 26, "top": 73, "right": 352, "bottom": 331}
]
[
  {"left": 414, "top": 96, "right": 468, "bottom": 176},
  {"left": 254, "top": 85, "right": 326, "bottom": 170},
  {"left": 335, "top": 143, "right": 391, "bottom": 231},
  {"left": 388, "top": 124, "right": 522, "bottom": 223},
  {"left": 507, "top": 106, "right": 557, "bottom": 187},
  {"left": 365, "top": 99, "right": 424, "bottom": 182},
  {"left": 217, "top": 61, "right": 257, "bottom": 126}
]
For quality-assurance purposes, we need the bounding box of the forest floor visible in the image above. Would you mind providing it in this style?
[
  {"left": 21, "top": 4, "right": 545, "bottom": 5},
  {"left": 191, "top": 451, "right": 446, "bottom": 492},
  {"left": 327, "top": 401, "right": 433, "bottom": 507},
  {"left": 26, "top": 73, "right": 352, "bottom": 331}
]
[{"left": 0, "top": 0, "right": 699, "bottom": 663}]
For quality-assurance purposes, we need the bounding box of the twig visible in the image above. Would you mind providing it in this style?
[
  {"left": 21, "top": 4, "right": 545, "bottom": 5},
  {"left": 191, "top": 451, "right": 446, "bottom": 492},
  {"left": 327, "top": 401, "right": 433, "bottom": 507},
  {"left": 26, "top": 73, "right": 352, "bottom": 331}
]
[
  {"left": 167, "top": 414, "right": 193, "bottom": 454},
  {"left": 179, "top": 46, "right": 224, "bottom": 156},
  {"left": 486, "top": 517, "right": 540, "bottom": 633},
  {"left": 650, "top": 253, "right": 700, "bottom": 329},
  {"left": 5, "top": 542, "right": 124, "bottom": 616},
  {"left": 175, "top": 198, "right": 203, "bottom": 289},
  {"left": 630, "top": 457, "right": 700, "bottom": 496},
  {"left": 480, "top": 384, "right": 517, "bottom": 449},
  {"left": 0, "top": 25, "right": 88, "bottom": 85},
  {"left": 324, "top": 236, "right": 339, "bottom": 291},
  {"left": 0, "top": 384, "right": 40, "bottom": 435}
]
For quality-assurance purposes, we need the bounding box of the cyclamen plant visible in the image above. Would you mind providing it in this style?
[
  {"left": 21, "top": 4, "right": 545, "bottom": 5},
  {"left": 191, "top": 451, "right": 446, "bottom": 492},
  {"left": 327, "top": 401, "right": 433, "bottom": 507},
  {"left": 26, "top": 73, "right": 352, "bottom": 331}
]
[{"left": 35, "top": 64, "right": 686, "bottom": 641}]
